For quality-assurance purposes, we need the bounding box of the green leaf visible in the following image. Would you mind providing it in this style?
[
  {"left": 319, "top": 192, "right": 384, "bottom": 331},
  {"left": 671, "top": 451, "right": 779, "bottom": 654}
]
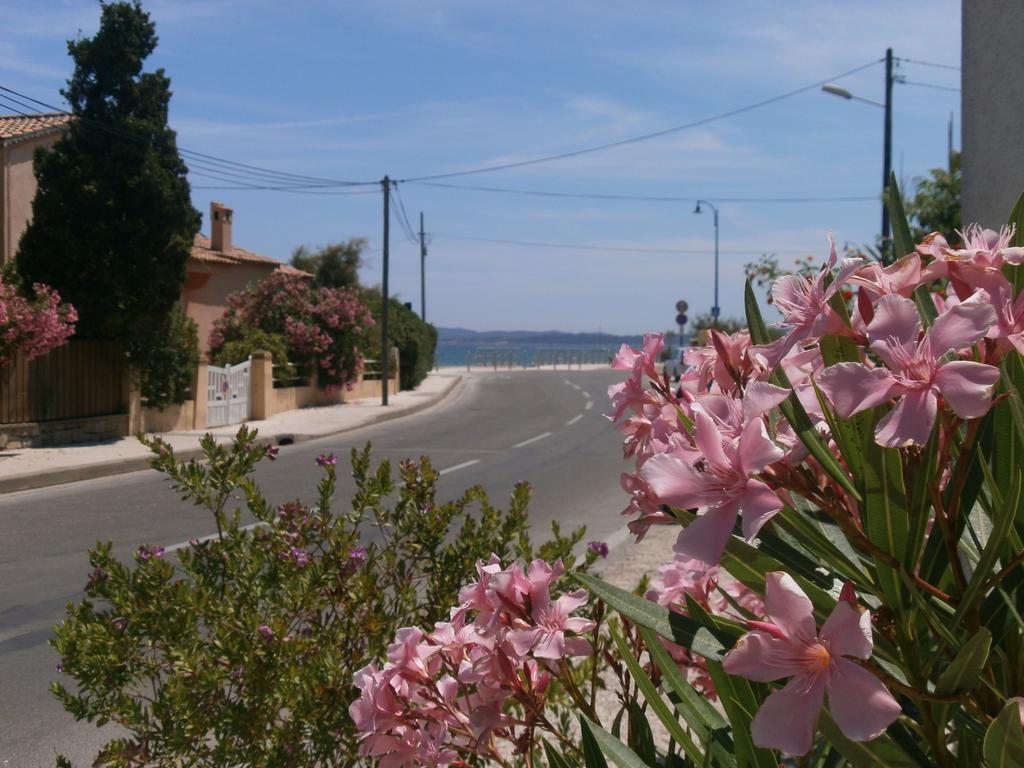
[
  {"left": 610, "top": 626, "right": 704, "bottom": 766},
  {"left": 581, "top": 717, "right": 646, "bottom": 768},
  {"left": 983, "top": 699, "right": 1024, "bottom": 768},
  {"left": 627, "top": 701, "right": 658, "bottom": 768},
  {"left": 954, "top": 471, "right": 1021, "bottom": 630},
  {"left": 886, "top": 173, "right": 916, "bottom": 261},
  {"left": 818, "top": 712, "right": 928, "bottom": 768},
  {"left": 580, "top": 716, "right": 612, "bottom": 768},
  {"left": 639, "top": 626, "right": 728, "bottom": 733},
  {"left": 861, "top": 418, "right": 910, "bottom": 608},
  {"left": 575, "top": 573, "right": 732, "bottom": 659},
  {"left": 704, "top": 662, "right": 777, "bottom": 768},
  {"left": 743, "top": 280, "right": 861, "bottom": 502},
  {"left": 1007, "top": 192, "right": 1024, "bottom": 293},
  {"left": 934, "top": 627, "right": 992, "bottom": 695},
  {"left": 544, "top": 740, "right": 580, "bottom": 768}
]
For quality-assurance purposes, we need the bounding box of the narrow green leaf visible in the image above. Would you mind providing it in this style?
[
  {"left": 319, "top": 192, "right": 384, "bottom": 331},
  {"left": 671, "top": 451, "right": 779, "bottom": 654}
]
[
  {"left": 575, "top": 573, "right": 731, "bottom": 659},
  {"left": 818, "top": 712, "right": 927, "bottom": 768},
  {"left": 610, "top": 626, "right": 705, "bottom": 766},
  {"left": 983, "top": 699, "right": 1024, "bottom": 768},
  {"left": 544, "top": 739, "right": 580, "bottom": 768},
  {"left": 954, "top": 472, "right": 1021, "bottom": 630},
  {"left": 626, "top": 701, "right": 658, "bottom": 768},
  {"left": 581, "top": 717, "right": 646, "bottom": 768},
  {"left": 704, "top": 662, "right": 777, "bottom": 768},
  {"left": 1006, "top": 192, "right": 1024, "bottom": 293},
  {"left": 743, "top": 279, "right": 862, "bottom": 501},
  {"left": 886, "top": 173, "right": 916, "bottom": 262},
  {"left": 935, "top": 627, "right": 992, "bottom": 695},
  {"left": 580, "top": 716, "right": 611, "bottom": 768},
  {"left": 861, "top": 418, "right": 910, "bottom": 609},
  {"left": 639, "top": 626, "right": 728, "bottom": 733}
]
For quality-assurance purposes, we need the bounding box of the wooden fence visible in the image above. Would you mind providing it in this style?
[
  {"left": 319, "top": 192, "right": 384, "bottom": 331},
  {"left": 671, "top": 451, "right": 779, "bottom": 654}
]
[{"left": 0, "top": 341, "right": 125, "bottom": 424}]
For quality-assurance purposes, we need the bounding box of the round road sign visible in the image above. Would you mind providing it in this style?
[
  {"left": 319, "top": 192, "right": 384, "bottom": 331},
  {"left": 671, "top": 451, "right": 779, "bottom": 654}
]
[{"left": 675, "top": 300, "right": 689, "bottom": 313}]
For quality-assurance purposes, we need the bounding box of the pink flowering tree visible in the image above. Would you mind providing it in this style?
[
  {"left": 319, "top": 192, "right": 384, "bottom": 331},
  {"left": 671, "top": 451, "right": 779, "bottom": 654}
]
[
  {"left": 209, "top": 272, "right": 374, "bottom": 389},
  {"left": 0, "top": 275, "right": 76, "bottom": 367},
  {"left": 574, "top": 181, "right": 1024, "bottom": 767}
]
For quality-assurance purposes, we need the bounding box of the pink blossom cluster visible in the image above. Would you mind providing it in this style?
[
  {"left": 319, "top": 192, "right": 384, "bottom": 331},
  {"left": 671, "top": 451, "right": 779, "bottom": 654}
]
[
  {"left": 209, "top": 273, "right": 374, "bottom": 389},
  {"left": 349, "top": 556, "right": 594, "bottom": 767},
  {"left": 607, "top": 225, "right": 1024, "bottom": 754},
  {"left": 645, "top": 555, "right": 764, "bottom": 697},
  {"left": 0, "top": 277, "right": 77, "bottom": 367}
]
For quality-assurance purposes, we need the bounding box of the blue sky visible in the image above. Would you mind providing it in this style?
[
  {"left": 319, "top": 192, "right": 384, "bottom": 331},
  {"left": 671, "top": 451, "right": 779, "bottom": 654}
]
[{"left": 2, "top": 1, "right": 960, "bottom": 334}]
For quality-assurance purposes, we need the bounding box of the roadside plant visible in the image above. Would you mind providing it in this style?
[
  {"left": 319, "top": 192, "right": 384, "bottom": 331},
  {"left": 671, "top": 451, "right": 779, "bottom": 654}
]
[
  {"left": 51, "top": 428, "right": 592, "bottom": 767},
  {"left": 0, "top": 273, "right": 76, "bottom": 366},
  {"left": 581, "top": 180, "right": 1024, "bottom": 767},
  {"left": 209, "top": 271, "right": 374, "bottom": 389},
  {"left": 137, "top": 306, "right": 199, "bottom": 410}
]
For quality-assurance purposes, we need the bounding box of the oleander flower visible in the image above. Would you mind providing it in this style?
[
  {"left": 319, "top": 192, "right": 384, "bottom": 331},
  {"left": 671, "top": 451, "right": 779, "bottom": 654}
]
[
  {"left": 818, "top": 292, "right": 999, "bottom": 447},
  {"left": 723, "top": 572, "right": 901, "bottom": 755}
]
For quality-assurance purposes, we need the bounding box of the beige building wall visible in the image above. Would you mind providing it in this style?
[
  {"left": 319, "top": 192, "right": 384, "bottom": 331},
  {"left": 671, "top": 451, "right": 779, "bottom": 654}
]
[
  {"left": 181, "top": 260, "right": 277, "bottom": 355},
  {"left": 962, "top": 0, "right": 1024, "bottom": 228},
  {"left": 1, "top": 133, "right": 60, "bottom": 263}
]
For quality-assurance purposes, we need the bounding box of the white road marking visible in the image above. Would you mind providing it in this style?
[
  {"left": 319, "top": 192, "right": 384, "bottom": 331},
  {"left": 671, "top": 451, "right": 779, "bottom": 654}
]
[
  {"left": 165, "top": 521, "right": 266, "bottom": 554},
  {"left": 581, "top": 391, "right": 591, "bottom": 399},
  {"left": 565, "top": 414, "right": 584, "bottom": 426},
  {"left": 514, "top": 431, "right": 552, "bottom": 448},
  {"left": 439, "top": 459, "right": 480, "bottom": 475},
  {"left": 585, "top": 400, "right": 594, "bottom": 411},
  {"left": 562, "top": 378, "right": 573, "bottom": 386},
  {"left": 571, "top": 383, "right": 582, "bottom": 390}
]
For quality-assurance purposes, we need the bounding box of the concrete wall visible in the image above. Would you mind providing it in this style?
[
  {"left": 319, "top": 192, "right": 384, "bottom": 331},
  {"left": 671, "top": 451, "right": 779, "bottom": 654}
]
[
  {"left": 1, "top": 133, "right": 60, "bottom": 264},
  {"left": 181, "top": 261, "right": 278, "bottom": 354},
  {"left": 962, "top": 0, "right": 1024, "bottom": 228}
]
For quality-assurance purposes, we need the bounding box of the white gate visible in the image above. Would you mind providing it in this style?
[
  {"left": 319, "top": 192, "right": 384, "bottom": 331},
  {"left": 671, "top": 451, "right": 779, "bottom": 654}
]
[{"left": 207, "top": 358, "right": 251, "bottom": 428}]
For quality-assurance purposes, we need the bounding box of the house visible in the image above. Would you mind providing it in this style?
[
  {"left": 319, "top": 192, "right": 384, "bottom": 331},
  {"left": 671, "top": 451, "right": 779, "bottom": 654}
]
[
  {"left": 185, "top": 201, "right": 307, "bottom": 353},
  {"left": 0, "top": 112, "right": 73, "bottom": 263},
  {"left": 1, "top": 113, "right": 304, "bottom": 355}
]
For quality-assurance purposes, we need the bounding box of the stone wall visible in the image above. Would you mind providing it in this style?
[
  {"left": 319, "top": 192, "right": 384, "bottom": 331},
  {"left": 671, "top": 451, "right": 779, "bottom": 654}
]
[{"left": 0, "top": 413, "right": 128, "bottom": 449}]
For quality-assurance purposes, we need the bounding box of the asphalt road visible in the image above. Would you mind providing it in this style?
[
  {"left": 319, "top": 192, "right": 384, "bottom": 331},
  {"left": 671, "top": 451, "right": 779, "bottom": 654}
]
[{"left": 0, "top": 368, "right": 631, "bottom": 767}]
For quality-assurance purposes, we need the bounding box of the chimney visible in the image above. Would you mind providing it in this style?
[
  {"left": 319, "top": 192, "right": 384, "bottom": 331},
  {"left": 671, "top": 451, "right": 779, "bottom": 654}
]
[{"left": 210, "top": 201, "right": 233, "bottom": 252}]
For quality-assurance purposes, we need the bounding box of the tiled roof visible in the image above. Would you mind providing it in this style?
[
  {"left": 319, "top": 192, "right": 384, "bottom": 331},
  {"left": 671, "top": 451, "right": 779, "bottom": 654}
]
[
  {"left": 0, "top": 112, "right": 72, "bottom": 142},
  {"left": 191, "top": 234, "right": 309, "bottom": 276}
]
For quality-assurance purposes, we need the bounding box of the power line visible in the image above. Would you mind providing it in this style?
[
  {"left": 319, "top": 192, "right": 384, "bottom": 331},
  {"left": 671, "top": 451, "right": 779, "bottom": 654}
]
[
  {"left": 395, "top": 58, "right": 883, "bottom": 182},
  {"left": 0, "top": 85, "right": 378, "bottom": 188},
  {"left": 430, "top": 232, "right": 809, "bottom": 256},
  {"left": 391, "top": 184, "right": 419, "bottom": 242},
  {"left": 901, "top": 79, "right": 960, "bottom": 93},
  {"left": 897, "top": 57, "right": 960, "bottom": 71},
  {"left": 406, "top": 180, "right": 876, "bottom": 204}
]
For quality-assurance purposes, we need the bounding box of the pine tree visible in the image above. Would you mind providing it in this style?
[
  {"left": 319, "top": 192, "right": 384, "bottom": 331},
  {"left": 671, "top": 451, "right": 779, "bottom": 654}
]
[{"left": 17, "top": 1, "right": 200, "bottom": 362}]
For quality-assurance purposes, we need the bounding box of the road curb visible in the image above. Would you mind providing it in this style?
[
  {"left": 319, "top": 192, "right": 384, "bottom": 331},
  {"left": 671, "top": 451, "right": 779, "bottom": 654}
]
[{"left": 0, "top": 375, "right": 464, "bottom": 495}]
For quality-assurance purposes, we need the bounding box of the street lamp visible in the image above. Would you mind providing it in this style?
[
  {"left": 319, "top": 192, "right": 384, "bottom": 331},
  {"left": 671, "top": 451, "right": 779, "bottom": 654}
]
[
  {"left": 694, "top": 200, "right": 720, "bottom": 320},
  {"left": 821, "top": 47, "right": 894, "bottom": 252}
]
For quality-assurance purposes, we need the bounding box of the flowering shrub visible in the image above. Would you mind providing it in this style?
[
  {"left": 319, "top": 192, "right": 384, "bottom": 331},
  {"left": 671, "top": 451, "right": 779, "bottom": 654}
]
[
  {"left": 585, "top": 185, "right": 1024, "bottom": 767},
  {"left": 0, "top": 274, "right": 76, "bottom": 366},
  {"left": 351, "top": 557, "right": 600, "bottom": 766},
  {"left": 209, "top": 272, "right": 374, "bottom": 389},
  {"left": 51, "top": 428, "right": 593, "bottom": 767}
]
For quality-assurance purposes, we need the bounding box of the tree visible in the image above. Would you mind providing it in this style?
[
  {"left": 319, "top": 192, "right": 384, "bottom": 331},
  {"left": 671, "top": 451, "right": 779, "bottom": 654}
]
[
  {"left": 906, "top": 150, "right": 961, "bottom": 244},
  {"left": 16, "top": 1, "right": 200, "bottom": 365},
  {"left": 290, "top": 238, "right": 366, "bottom": 289}
]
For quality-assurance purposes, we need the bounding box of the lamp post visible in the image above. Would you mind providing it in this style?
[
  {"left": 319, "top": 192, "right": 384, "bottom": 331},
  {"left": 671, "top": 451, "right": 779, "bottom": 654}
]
[
  {"left": 821, "top": 47, "right": 894, "bottom": 252},
  {"left": 694, "top": 200, "right": 720, "bottom": 320}
]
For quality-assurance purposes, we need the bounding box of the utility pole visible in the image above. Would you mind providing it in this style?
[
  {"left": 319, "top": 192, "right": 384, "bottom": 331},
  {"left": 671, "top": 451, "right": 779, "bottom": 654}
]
[
  {"left": 882, "top": 46, "right": 894, "bottom": 250},
  {"left": 948, "top": 111, "right": 954, "bottom": 173},
  {"left": 381, "top": 176, "right": 390, "bottom": 406},
  {"left": 419, "top": 211, "right": 427, "bottom": 322}
]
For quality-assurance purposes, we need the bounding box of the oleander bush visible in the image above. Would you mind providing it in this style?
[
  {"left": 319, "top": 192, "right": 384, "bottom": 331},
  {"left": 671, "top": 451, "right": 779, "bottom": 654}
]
[{"left": 51, "top": 428, "right": 596, "bottom": 767}]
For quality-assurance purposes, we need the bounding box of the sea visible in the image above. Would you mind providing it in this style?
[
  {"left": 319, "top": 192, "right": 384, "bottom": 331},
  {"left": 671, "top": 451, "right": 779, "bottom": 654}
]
[{"left": 433, "top": 337, "right": 646, "bottom": 368}]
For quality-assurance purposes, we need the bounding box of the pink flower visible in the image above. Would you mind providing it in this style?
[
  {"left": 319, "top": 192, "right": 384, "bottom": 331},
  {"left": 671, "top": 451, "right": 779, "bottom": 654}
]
[
  {"left": 640, "top": 403, "right": 784, "bottom": 565},
  {"left": 848, "top": 252, "right": 924, "bottom": 298},
  {"left": 818, "top": 292, "right": 999, "bottom": 447},
  {"left": 607, "top": 333, "right": 665, "bottom": 422},
  {"left": 723, "top": 572, "right": 901, "bottom": 755},
  {"left": 753, "top": 238, "right": 863, "bottom": 371},
  {"left": 506, "top": 560, "right": 595, "bottom": 659}
]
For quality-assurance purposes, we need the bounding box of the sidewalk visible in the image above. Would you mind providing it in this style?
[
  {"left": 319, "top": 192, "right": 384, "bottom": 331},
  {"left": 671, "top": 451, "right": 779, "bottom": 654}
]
[{"left": 0, "top": 371, "right": 463, "bottom": 494}]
